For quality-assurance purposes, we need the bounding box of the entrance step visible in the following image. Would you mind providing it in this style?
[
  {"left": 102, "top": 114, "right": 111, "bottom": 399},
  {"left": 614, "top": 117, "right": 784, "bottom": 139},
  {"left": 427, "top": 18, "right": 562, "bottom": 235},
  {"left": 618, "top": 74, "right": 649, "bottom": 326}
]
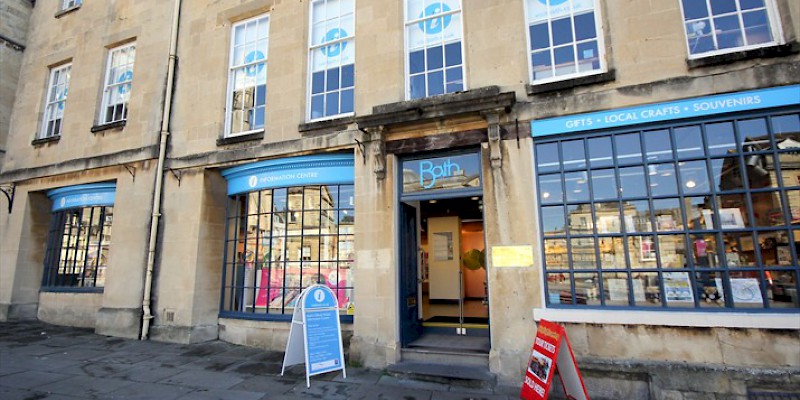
[
  {"left": 386, "top": 361, "right": 496, "bottom": 389},
  {"left": 400, "top": 347, "right": 489, "bottom": 367}
]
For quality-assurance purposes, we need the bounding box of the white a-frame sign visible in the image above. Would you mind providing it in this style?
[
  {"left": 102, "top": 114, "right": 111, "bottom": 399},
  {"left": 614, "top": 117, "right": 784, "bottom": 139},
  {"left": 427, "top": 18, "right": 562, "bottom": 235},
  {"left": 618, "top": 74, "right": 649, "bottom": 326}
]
[{"left": 281, "top": 284, "right": 347, "bottom": 387}]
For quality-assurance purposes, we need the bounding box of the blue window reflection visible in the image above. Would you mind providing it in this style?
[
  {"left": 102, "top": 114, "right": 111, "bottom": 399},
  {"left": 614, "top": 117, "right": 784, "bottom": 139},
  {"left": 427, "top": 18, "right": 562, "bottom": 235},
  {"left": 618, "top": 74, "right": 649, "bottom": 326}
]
[
  {"left": 341, "top": 64, "right": 354, "bottom": 88},
  {"left": 340, "top": 89, "right": 354, "bottom": 114},
  {"left": 681, "top": 0, "right": 708, "bottom": 20},
  {"left": 426, "top": 46, "right": 443, "bottom": 70},
  {"left": 552, "top": 17, "right": 573, "bottom": 46},
  {"left": 574, "top": 12, "right": 596, "bottom": 41},
  {"left": 410, "top": 50, "right": 425, "bottom": 74},
  {"left": 530, "top": 23, "right": 550, "bottom": 50},
  {"left": 445, "top": 43, "right": 461, "bottom": 67},
  {"left": 428, "top": 70, "right": 444, "bottom": 96}
]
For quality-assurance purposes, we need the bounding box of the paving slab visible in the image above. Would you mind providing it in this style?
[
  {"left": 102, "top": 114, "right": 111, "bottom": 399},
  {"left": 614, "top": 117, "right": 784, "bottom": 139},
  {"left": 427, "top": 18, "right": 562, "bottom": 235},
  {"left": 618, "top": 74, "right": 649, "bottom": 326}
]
[
  {"left": 58, "top": 360, "right": 138, "bottom": 378},
  {"left": 0, "top": 370, "right": 73, "bottom": 390},
  {"left": 97, "top": 382, "right": 194, "bottom": 400},
  {"left": 229, "top": 374, "right": 298, "bottom": 396},
  {"left": 175, "top": 388, "right": 268, "bottom": 400},
  {"left": 157, "top": 369, "right": 245, "bottom": 390},
  {"left": 35, "top": 375, "right": 134, "bottom": 396},
  {"left": 106, "top": 360, "right": 185, "bottom": 383}
]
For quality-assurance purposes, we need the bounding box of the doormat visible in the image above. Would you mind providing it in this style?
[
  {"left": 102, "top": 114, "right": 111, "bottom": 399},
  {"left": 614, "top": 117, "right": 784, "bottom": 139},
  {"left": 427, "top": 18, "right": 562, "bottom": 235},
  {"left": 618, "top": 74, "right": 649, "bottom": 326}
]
[{"left": 424, "top": 316, "right": 489, "bottom": 325}]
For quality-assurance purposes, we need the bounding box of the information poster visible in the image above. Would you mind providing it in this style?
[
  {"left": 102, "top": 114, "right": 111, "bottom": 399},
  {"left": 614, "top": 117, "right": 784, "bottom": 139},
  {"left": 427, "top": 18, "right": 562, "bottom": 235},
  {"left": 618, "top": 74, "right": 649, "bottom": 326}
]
[{"left": 521, "top": 320, "right": 589, "bottom": 400}]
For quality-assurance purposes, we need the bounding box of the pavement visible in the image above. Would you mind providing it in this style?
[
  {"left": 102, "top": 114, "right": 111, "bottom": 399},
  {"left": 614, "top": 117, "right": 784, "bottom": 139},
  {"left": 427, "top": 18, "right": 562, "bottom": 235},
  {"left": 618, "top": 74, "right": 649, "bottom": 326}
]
[{"left": 0, "top": 320, "right": 520, "bottom": 400}]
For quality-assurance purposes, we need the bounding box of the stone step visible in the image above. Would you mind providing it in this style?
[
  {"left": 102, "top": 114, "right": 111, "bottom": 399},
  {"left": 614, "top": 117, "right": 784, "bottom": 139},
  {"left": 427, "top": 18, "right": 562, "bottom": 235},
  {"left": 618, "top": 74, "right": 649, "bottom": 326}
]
[
  {"left": 386, "top": 361, "right": 496, "bottom": 389},
  {"left": 401, "top": 347, "right": 489, "bottom": 367}
]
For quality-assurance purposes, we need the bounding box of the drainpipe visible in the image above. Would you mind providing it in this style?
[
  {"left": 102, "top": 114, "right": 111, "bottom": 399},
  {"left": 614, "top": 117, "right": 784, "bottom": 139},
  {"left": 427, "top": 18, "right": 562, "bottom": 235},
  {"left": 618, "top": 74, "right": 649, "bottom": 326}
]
[{"left": 141, "top": 0, "right": 182, "bottom": 340}]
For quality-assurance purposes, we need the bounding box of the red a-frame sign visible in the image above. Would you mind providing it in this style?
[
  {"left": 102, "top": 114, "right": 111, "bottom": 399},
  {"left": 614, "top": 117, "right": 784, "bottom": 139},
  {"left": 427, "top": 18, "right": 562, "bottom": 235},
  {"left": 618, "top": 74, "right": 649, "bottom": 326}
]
[{"left": 520, "top": 319, "right": 589, "bottom": 400}]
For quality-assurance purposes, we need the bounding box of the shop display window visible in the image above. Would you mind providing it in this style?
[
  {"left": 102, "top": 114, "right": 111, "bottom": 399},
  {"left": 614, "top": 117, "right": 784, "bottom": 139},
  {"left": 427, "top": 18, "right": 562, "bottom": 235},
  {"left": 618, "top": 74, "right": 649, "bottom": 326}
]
[
  {"left": 535, "top": 111, "right": 800, "bottom": 310},
  {"left": 221, "top": 184, "right": 354, "bottom": 319},
  {"left": 42, "top": 206, "right": 113, "bottom": 289}
]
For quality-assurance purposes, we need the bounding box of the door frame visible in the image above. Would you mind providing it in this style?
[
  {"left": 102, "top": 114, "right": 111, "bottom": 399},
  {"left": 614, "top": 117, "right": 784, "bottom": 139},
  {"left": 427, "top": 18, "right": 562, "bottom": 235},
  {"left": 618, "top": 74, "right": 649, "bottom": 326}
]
[{"left": 396, "top": 150, "right": 486, "bottom": 346}]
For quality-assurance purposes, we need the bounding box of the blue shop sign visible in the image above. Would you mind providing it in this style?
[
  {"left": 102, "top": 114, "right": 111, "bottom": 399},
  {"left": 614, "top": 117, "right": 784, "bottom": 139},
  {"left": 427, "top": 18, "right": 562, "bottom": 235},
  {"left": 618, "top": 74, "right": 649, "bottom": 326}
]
[
  {"left": 222, "top": 154, "right": 354, "bottom": 196},
  {"left": 531, "top": 85, "right": 800, "bottom": 137},
  {"left": 47, "top": 183, "right": 116, "bottom": 212},
  {"left": 402, "top": 152, "right": 482, "bottom": 194}
]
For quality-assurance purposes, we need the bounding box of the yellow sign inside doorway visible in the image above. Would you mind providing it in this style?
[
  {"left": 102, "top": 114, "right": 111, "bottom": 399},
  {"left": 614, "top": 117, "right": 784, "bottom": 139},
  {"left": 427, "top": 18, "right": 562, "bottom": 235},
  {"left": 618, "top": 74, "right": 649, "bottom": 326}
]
[{"left": 491, "top": 245, "right": 534, "bottom": 268}]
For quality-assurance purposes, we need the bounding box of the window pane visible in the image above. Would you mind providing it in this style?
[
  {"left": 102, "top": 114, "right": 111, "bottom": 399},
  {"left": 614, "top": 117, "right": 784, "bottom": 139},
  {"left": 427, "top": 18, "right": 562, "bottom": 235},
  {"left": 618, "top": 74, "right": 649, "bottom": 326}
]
[
  {"left": 603, "top": 272, "right": 630, "bottom": 306},
  {"left": 717, "top": 194, "right": 750, "bottom": 228},
  {"left": 714, "top": 15, "right": 743, "bottom": 50},
  {"left": 674, "top": 125, "right": 704, "bottom": 159},
  {"left": 427, "top": 70, "right": 444, "bottom": 96},
  {"left": 591, "top": 169, "right": 617, "bottom": 200},
  {"left": 409, "top": 50, "right": 425, "bottom": 74},
  {"left": 686, "top": 196, "right": 716, "bottom": 230},
  {"left": 653, "top": 198, "right": 683, "bottom": 232},
  {"left": 565, "top": 172, "right": 590, "bottom": 202},
  {"left": 561, "top": 140, "right": 586, "bottom": 170},
  {"left": 630, "top": 235, "right": 657, "bottom": 268},
  {"left": 706, "top": 122, "right": 737, "bottom": 156},
  {"left": 444, "top": 42, "right": 461, "bottom": 67},
  {"left": 625, "top": 200, "right": 652, "bottom": 233},
  {"left": 576, "top": 41, "right": 600, "bottom": 72},
  {"left": 690, "top": 233, "right": 720, "bottom": 268},
  {"left": 728, "top": 271, "right": 765, "bottom": 309},
  {"left": 530, "top": 23, "right": 550, "bottom": 50},
  {"left": 644, "top": 129, "right": 673, "bottom": 162},
  {"left": 541, "top": 206, "right": 566, "bottom": 236},
  {"left": 619, "top": 166, "right": 647, "bottom": 198},
  {"left": 532, "top": 51, "right": 553, "bottom": 80},
  {"left": 426, "top": 46, "right": 443, "bottom": 70},
  {"left": 616, "top": 133, "right": 642, "bottom": 165},
  {"left": 664, "top": 272, "right": 694, "bottom": 307},
  {"left": 588, "top": 137, "right": 613, "bottom": 168},
  {"left": 567, "top": 204, "right": 592, "bottom": 235},
  {"left": 722, "top": 232, "right": 757, "bottom": 267},
  {"left": 743, "top": 10, "right": 773, "bottom": 45},
  {"left": 553, "top": 46, "right": 576, "bottom": 76},
  {"left": 551, "top": 17, "right": 573, "bottom": 46},
  {"left": 595, "top": 202, "right": 621, "bottom": 234},
  {"left": 659, "top": 234, "right": 687, "bottom": 268},
  {"left": 679, "top": 160, "right": 711, "bottom": 194},
  {"left": 547, "top": 273, "right": 570, "bottom": 305},
  {"left": 571, "top": 238, "right": 597, "bottom": 270},
  {"left": 681, "top": 0, "right": 708, "bottom": 20},
  {"left": 632, "top": 272, "right": 661, "bottom": 306},
  {"left": 545, "top": 239, "right": 568, "bottom": 269},
  {"left": 536, "top": 143, "right": 560, "bottom": 173},
  {"left": 648, "top": 163, "right": 678, "bottom": 197},
  {"left": 768, "top": 270, "right": 798, "bottom": 308},
  {"left": 739, "top": 118, "right": 770, "bottom": 151},
  {"left": 573, "top": 273, "right": 601, "bottom": 305},
  {"left": 574, "top": 12, "right": 596, "bottom": 41},
  {"left": 599, "top": 237, "right": 626, "bottom": 269}
]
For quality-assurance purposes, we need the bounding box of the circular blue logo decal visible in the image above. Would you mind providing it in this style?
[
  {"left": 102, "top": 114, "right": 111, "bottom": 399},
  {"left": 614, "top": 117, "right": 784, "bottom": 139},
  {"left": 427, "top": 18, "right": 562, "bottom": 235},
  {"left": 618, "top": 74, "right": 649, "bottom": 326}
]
[
  {"left": 56, "top": 88, "right": 68, "bottom": 109},
  {"left": 117, "top": 70, "right": 133, "bottom": 94},
  {"left": 244, "top": 51, "right": 266, "bottom": 76},
  {"left": 538, "top": 0, "right": 568, "bottom": 5},
  {"left": 418, "top": 2, "right": 452, "bottom": 34},
  {"left": 321, "top": 28, "right": 348, "bottom": 58}
]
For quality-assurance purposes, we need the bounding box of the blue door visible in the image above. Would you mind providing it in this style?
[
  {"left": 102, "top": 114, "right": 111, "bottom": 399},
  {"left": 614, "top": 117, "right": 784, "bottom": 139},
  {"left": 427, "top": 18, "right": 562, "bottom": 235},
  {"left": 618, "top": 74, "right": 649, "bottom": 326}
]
[{"left": 399, "top": 203, "right": 422, "bottom": 346}]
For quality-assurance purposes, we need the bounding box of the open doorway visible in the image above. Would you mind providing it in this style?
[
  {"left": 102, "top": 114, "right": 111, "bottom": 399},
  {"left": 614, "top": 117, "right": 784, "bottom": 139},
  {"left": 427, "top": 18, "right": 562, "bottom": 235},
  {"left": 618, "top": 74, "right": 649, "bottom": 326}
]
[{"left": 400, "top": 195, "right": 489, "bottom": 352}]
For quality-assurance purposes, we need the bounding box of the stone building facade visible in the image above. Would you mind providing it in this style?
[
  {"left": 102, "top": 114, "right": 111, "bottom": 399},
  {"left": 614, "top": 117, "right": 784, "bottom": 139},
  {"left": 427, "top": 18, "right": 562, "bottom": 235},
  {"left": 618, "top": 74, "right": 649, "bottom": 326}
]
[{"left": 1, "top": 0, "right": 798, "bottom": 397}]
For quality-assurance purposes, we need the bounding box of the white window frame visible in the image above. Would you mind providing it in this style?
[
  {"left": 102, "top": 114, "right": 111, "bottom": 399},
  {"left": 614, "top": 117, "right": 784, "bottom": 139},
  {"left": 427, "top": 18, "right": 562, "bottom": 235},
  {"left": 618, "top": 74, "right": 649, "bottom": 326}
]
[
  {"left": 679, "top": 0, "right": 784, "bottom": 60},
  {"left": 39, "top": 63, "right": 72, "bottom": 139},
  {"left": 403, "top": 0, "right": 467, "bottom": 100},
  {"left": 523, "top": 0, "right": 607, "bottom": 86},
  {"left": 61, "top": 0, "right": 82, "bottom": 11},
  {"left": 99, "top": 43, "right": 136, "bottom": 125},
  {"left": 306, "top": 0, "right": 356, "bottom": 123},
  {"left": 224, "top": 14, "right": 270, "bottom": 138}
]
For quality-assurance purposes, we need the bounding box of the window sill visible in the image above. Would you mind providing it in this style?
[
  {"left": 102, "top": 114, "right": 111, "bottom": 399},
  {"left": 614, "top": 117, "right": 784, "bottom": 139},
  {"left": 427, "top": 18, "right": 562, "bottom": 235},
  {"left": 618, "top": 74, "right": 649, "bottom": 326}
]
[
  {"left": 91, "top": 120, "right": 127, "bottom": 133},
  {"left": 41, "top": 287, "right": 104, "bottom": 294},
  {"left": 31, "top": 135, "right": 61, "bottom": 147},
  {"left": 687, "top": 41, "right": 799, "bottom": 69},
  {"left": 533, "top": 307, "right": 800, "bottom": 330},
  {"left": 527, "top": 69, "right": 616, "bottom": 96},
  {"left": 54, "top": 5, "right": 81, "bottom": 18},
  {"left": 216, "top": 130, "right": 264, "bottom": 146},
  {"left": 298, "top": 115, "right": 355, "bottom": 134}
]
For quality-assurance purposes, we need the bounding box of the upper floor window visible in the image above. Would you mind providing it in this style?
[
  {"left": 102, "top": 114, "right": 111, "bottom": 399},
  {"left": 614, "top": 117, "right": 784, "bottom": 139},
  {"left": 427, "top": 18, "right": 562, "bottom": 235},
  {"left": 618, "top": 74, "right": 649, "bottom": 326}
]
[
  {"left": 40, "top": 63, "right": 72, "bottom": 139},
  {"left": 100, "top": 43, "right": 136, "bottom": 125},
  {"left": 525, "top": 0, "right": 606, "bottom": 84},
  {"left": 308, "top": 0, "right": 355, "bottom": 121},
  {"left": 405, "top": 0, "right": 465, "bottom": 100},
  {"left": 226, "top": 15, "right": 269, "bottom": 137},
  {"left": 61, "top": 0, "right": 82, "bottom": 11},
  {"left": 680, "top": 0, "right": 781, "bottom": 58}
]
